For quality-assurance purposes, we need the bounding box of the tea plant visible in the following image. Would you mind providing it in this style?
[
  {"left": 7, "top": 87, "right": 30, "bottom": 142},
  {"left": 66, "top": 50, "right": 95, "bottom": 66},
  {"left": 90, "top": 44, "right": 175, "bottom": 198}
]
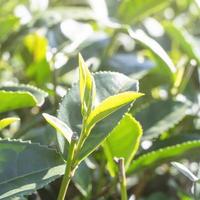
[
  {"left": 43, "top": 54, "right": 143, "bottom": 199},
  {"left": 1, "top": 0, "right": 200, "bottom": 199}
]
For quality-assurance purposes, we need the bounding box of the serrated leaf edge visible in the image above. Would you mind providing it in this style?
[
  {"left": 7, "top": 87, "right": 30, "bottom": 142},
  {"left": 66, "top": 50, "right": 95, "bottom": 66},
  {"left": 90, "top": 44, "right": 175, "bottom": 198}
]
[
  {"left": 0, "top": 165, "right": 65, "bottom": 199},
  {"left": 128, "top": 140, "right": 200, "bottom": 174}
]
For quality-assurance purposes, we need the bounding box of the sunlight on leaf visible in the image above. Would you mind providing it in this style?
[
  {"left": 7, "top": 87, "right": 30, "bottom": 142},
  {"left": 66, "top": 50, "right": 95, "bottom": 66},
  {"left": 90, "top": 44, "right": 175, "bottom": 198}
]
[
  {"left": 86, "top": 92, "right": 144, "bottom": 130},
  {"left": 43, "top": 113, "right": 73, "bottom": 143},
  {"left": 103, "top": 113, "right": 143, "bottom": 176}
]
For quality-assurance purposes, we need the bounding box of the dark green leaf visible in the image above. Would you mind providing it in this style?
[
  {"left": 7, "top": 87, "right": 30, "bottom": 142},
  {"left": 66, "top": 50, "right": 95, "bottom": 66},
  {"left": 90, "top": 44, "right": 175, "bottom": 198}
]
[
  {"left": 134, "top": 100, "right": 189, "bottom": 139},
  {"left": 0, "top": 139, "right": 64, "bottom": 199},
  {"left": 73, "top": 161, "right": 92, "bottom": 197}
]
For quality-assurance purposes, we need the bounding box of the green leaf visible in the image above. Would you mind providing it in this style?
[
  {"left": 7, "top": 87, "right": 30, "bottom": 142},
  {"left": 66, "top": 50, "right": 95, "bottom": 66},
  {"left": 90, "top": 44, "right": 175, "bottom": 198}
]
[
  {"left": 73, "top": 161, "right": 92, "bottom": 197},
  {"left": 79, "top": 53, "right": 96, "bottom": 116},
  {"left": 103, "top": 113, "right": 142, "bottom": 176},
  {"left": 86, "top": 92, "right": 143, "bottom": 130},
  {"left": 128, "top": 140, "right": 200, "bottom": 174},
  {"left": 0, "top": 117, "right": 20, "bottom": 130},
  {"left": 164, "top": 22, "right": 200, "bottom": 65},
  {"left": 146, "top": 133, "right": 200, "bottom": 152},
  {"left": 0, "top": 139, "right": 64, "bottom": 199},
  {"left": 134, "top": 100, "right": 189, "bottom": 139},
  {"left": 0, "top": 85, "right": 47, "bottom": 112},
  {"left": 171, "top": 162, "right": 198, "bottom": 182},
  {"left": 119, "top": 0, "right": 170, "bottom": 24},
  {"left": 43, "top": 113, "right": 73, "bottom": 144},
  {"left": 127, "top": 28, "right": 176, "bottom": 75},
  {"left": 21, "top": 125, "right": 56, "bottom": 146},
  {"left": 58, "top": 72, "right": 139, "bottom": 161}
]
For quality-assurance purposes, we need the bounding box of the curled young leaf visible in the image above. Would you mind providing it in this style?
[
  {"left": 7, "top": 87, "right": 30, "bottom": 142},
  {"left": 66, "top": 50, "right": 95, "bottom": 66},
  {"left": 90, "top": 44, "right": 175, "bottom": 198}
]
[{"left": 79, "top": 54, "right": 96, "bottom": 117}]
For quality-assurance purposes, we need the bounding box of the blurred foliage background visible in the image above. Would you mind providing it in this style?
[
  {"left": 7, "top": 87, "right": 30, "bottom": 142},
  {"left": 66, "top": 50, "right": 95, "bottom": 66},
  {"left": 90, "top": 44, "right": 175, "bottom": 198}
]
[{"left": 1, "top": 0, "right": 200, "bottom": 199}]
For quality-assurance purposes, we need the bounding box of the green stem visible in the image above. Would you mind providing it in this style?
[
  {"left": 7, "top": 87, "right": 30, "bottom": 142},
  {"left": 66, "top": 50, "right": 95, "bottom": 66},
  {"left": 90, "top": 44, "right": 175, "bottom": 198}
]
[
  {"left": 117, "top": 158, "right": 128, "bottom": 200},
  {"left": 72, "top": 118, "right": 92, "bottom": 166},
  {"left": 57, "top": 134, "right": 78, "bottom": 200}
]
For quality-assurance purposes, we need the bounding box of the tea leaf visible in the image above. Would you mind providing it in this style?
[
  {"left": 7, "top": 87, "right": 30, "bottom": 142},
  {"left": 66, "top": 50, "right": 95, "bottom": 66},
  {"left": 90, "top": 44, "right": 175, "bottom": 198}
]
[
  {"left": 0, "top": 85, "right": 47, "bottom": 112},
  {"left": 73, "top": 161, "right": 92, "bottom": 197},
  {"left": 86, "top": 92, "right": 143, "bottom": 130},
  {"left": 103, "top": 113, "right": 142, "bottom": 176},
  {"left": 134, "top": 100, "right": 188, "bottom": 139},
  {"left": 79, "top": 53, "right": 96, "bottom": 116},
  {"left": 127, "top": 28, "right": 176, "bottom": 75},
  {"left": 43, "top": 113, "right": 73, "bottom": 143},
  {"left": 128, "top": 140, "right": 200, "bottom": 174},
  {"left": 0, "top": 139, "right": 64, "bottom": 199}
]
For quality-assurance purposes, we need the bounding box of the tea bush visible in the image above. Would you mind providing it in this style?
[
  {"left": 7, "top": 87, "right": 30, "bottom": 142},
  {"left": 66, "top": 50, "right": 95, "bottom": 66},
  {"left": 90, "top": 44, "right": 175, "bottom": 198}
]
[{"left": 0, "top": 0, "right": 200, "bottom": 199}]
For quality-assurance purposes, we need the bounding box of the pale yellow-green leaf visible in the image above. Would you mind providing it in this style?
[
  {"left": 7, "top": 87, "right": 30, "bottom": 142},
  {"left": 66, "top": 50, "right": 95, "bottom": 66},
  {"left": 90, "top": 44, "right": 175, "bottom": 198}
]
[
  {"left": 42, "top": 113, "right": 73, "bottom": 143},
  {"left": 86, "top": 92, "right": 144, "bottom": 129},
  {"left": 78, "top": 53, "right": 96, "bottom": 116},
  {"left": 0, "top": 117, "right": 20, "bottom": 130},
  {"left": 79, "top": 53, "right": 86, "bottom": 104}
]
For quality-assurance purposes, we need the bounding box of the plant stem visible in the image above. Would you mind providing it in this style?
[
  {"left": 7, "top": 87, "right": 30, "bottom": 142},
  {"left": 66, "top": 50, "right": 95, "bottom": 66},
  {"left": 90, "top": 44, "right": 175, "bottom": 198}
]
[
  {"left": 117, "top": 158, "right": 128, "bottom": 200},
  {"left": 72, "top": 118, "right": 90, "bottom": 166},
  {"left": 57, "top": 134, "right": 78, "bottom": 200}
]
